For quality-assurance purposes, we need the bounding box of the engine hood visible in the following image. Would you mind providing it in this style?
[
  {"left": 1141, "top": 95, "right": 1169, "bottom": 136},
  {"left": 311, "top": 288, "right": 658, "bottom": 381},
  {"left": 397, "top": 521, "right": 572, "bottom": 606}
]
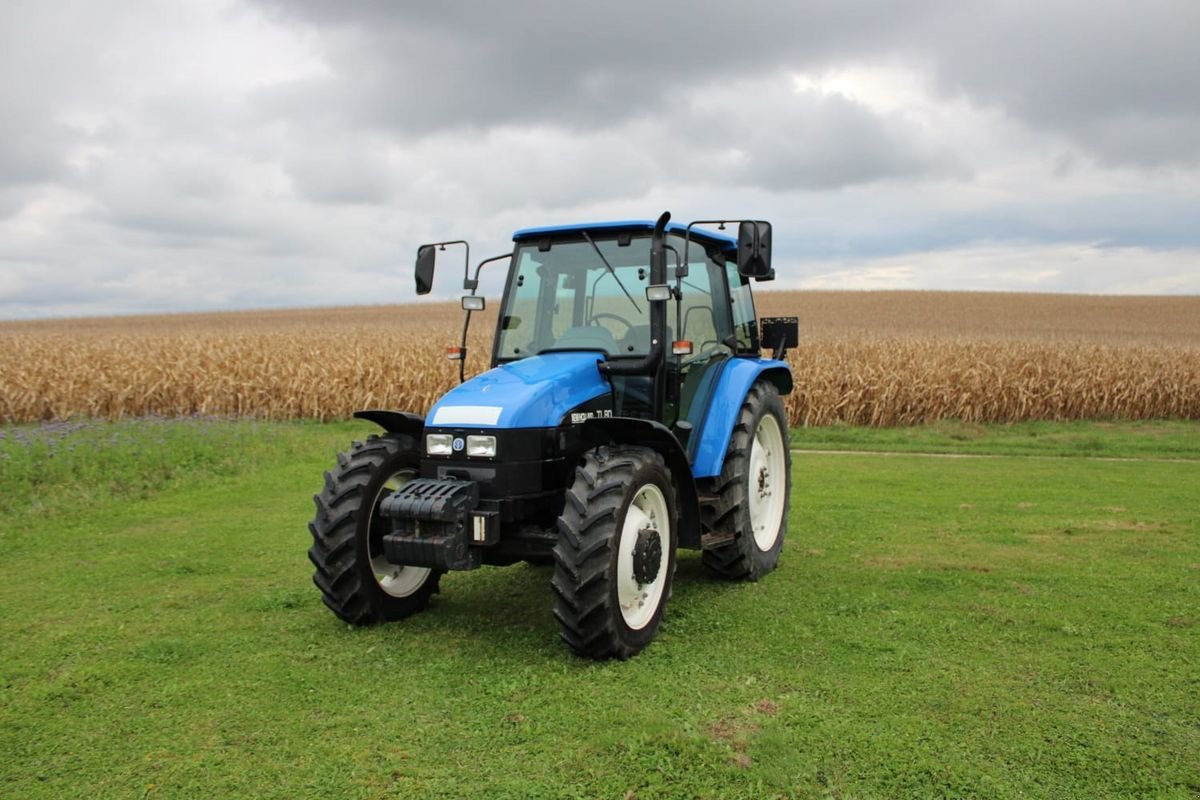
[{"left": 425, "top": 352, "right": 609, "bottom": 429}]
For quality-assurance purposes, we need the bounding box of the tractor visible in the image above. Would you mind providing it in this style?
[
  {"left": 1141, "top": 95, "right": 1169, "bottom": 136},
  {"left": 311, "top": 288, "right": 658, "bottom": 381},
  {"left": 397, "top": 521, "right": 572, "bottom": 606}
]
[{"left": 308, "top": 212, "right": 798, "bottom": 659}]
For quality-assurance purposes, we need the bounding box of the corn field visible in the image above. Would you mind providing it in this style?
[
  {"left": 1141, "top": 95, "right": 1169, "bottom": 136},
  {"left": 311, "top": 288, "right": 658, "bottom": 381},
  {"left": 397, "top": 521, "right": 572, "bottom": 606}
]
[{"left": 2, "top": 292, "right": 1198, "bottom": 426}]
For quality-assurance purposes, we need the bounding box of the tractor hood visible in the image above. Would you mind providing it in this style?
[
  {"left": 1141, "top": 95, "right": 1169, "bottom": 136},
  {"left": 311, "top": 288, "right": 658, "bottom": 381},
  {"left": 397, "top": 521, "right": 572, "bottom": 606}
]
[{"left": 425, "top": 352, "right": 608, "bottom": 429}]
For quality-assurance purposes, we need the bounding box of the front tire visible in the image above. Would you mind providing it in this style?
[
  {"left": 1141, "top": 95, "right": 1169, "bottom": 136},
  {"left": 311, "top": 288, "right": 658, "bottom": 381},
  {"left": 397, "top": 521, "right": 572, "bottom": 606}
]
[
  {"left": 308, "top": 434, "right": 441, "bottom": 624},
  {"left": 699, "top": 381, "right": 790, "bottom": 581},
  {"left": 552, "top": 446, "right": 677, "bottom": 660}
]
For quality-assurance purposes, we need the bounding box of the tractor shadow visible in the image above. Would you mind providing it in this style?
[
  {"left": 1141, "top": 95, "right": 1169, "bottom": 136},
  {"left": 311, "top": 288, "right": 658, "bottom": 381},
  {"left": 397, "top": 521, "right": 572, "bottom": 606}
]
[{"left": 385, "top": 551, "right": 748, "bottom": 662}]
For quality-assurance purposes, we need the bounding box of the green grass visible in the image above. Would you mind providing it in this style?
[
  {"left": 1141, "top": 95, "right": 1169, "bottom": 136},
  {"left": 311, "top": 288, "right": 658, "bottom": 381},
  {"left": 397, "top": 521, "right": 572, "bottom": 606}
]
[
  {"left": 1, "top": 419, "right": 1197, "bottom": 798},
  {"left": 792, "top": 418, "right": 1200, "bottom": 460},
  {"left": 0, "top": 416, "right": 360, "bottom": 518}
]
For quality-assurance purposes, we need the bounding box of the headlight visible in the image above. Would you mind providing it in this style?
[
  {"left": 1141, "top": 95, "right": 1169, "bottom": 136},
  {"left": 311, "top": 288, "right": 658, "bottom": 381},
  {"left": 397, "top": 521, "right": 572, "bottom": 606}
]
[
  {"left": 426, "top": 433, "right": 453, "bottom": 455},
  {"left": 466, "top": 435, "right": 497, "bottom": 457}
]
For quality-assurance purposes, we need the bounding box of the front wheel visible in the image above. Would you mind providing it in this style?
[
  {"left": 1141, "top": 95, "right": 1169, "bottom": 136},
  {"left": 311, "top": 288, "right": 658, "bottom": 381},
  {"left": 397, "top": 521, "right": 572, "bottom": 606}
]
[
  {"left": 699, "top": 381, "right": 790, "bottom": 581},
  {"left": 308, "top": 434, "right": 441, "bottom": 624},
  {"left": 552, "top": 446, "right": 677, "bottom": 660}
]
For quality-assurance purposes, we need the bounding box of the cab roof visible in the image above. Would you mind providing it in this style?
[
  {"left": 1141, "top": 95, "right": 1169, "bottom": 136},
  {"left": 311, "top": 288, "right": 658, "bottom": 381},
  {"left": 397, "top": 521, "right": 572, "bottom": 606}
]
[{"left": 512, "top": 219, "right": 738, "bottom": 253}]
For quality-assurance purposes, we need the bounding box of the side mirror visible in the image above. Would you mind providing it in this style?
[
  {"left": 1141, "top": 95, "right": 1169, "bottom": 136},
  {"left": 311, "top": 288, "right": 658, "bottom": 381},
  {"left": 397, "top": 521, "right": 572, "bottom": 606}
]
[
  {"left": 415, "top": 245, "right": 436, "bottom": 295},
  {"left": 461, "top": 295, "right": 485, "bottom": 311},
  {"left": 737, "top": 221, "right": 773, "bottom": 280}
]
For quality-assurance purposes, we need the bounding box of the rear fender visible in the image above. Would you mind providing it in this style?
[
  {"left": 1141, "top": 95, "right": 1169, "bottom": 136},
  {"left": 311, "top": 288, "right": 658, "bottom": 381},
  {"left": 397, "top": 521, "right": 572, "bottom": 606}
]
[
  {"left": 577, "top": 417, "right": 702, "bottom": 550},
  {"left": 352, "top": 410, "right": 426, "bottom": 440},
  {"left": 691, "top": 359, "right": 792, "bottom": 479}
]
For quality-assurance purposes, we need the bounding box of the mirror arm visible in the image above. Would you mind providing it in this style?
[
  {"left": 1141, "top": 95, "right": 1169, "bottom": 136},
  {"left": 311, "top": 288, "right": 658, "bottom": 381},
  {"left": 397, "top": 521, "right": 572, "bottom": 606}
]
[
  {"left": 469, "top": 253, "right": 512, "bottom": 296},
  {"left": 683, "top": 219, "right": 739, "bottom": 282},
  {"left": 444, "top": 240, "right": 471, "bottom": 291},
  {"left": 455, "top": 253, "right": 512, "bottom": 384}
]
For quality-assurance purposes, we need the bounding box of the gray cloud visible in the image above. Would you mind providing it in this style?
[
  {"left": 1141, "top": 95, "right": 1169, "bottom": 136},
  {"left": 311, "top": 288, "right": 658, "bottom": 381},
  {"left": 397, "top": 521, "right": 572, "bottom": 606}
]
[
  {"left": 255, "top": 0, "right": 1200, "bottom": 168},
  {"left": 252, "top": 0, "right": 926, "bottom": 134},
  {"left": 915, "top": 1, "right": 1200, "bottom": 166},
  {"left": 0, "top": 0, "right": 1197, "bottom": 319}
]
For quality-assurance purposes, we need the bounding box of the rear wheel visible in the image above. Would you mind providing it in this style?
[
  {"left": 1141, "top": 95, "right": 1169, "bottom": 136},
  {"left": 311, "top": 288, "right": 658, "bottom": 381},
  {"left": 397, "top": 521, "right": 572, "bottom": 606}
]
[
  {"left": 552, "top": 446, "right": 677, "bottom": 660},
  {"left": 308, "top": 434, "right": 441, "bottom": 624},
  {"left": 699, "top": 381, "right": 790, "bottom": 580}
]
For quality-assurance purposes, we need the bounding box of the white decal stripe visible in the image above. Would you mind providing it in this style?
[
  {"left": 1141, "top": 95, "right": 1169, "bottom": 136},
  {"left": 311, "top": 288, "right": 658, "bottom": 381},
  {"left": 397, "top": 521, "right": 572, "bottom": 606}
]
[{"left": 431, "top": 405, "right": 503, "bottom": 426}]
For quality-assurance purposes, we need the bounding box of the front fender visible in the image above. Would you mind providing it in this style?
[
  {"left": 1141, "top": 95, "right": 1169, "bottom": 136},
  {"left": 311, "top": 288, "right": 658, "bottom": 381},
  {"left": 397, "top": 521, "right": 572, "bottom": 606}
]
[
  {"left": 352, "top": 409, "right": 426, "bottom": 440},
  {"left": 577, "top": 417, "right": 702, "bottom": 550}
]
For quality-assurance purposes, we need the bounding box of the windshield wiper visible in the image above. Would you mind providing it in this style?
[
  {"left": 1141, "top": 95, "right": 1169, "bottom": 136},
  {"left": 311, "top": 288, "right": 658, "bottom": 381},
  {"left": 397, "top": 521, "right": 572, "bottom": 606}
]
[{"left": 581, "top": 231, "right": 641, "bottom": 315}]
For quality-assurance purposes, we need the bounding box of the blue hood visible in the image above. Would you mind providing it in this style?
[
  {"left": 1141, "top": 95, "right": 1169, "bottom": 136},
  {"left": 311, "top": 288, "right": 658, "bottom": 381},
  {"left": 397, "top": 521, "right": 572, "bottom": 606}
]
[{"left": 426, "top": 352, "right": 609, "bottom": 429}]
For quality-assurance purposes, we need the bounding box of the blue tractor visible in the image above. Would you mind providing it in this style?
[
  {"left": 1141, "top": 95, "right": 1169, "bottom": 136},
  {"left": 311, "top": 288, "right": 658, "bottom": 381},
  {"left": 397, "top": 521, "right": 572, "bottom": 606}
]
[{"left": 309, "top": 212, "right": 798, "bottom": 659}]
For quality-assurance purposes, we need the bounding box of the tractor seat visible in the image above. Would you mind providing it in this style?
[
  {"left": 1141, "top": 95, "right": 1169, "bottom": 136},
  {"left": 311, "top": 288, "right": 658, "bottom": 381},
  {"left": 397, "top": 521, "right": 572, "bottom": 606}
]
[
  {"left": 619, "top": 324, "right": 673, "bottom": 355},
  {"left": 553, "top": 326, "right": 617, "bottom": 353}
]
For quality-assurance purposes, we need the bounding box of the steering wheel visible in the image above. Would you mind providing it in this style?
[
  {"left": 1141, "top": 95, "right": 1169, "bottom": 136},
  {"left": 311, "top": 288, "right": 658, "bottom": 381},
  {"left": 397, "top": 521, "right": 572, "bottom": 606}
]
[
  {"left": 680, "top": 340, "right": 727, "bottom": 368},
  {"left": 587, "top": 312, "right": 635, "bottom": 339}
]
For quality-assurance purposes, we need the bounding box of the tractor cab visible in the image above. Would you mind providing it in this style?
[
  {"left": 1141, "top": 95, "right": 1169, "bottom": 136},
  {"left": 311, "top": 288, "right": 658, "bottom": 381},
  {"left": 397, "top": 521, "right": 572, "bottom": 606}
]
[
  {"left": 497, "top": 222, "right": 758, "bottom": 436},
  {"left": 418, "top": 215, "right": 792, "bottom": 460}
]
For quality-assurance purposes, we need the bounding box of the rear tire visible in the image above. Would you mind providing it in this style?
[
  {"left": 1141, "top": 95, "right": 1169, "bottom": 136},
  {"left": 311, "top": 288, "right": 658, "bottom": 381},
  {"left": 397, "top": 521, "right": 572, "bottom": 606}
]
[
  {"left": 308, "top": 434, "right": 441, "bottom": 624},
  {"left": 699, "top": 381, "right": 790, "bottom": 581},
  {"left": 552, "top": 446, "right": 677, "bottom": 660}
]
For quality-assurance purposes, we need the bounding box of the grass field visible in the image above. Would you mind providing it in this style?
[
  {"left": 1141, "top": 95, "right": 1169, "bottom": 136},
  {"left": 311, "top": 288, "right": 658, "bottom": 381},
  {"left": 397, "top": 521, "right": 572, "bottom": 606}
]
[
  {"left": 2, "top": 418, "right": 1197, "bottom": 798},
  {"left": 3, "top": 290, "right": 1198, "bottom": 425}
]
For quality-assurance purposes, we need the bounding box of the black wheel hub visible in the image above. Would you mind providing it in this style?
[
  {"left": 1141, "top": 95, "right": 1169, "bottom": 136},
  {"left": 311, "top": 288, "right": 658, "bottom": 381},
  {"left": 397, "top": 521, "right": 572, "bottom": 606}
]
[{"left": 632, "top": 528, "right": 663, "bottom": 585}]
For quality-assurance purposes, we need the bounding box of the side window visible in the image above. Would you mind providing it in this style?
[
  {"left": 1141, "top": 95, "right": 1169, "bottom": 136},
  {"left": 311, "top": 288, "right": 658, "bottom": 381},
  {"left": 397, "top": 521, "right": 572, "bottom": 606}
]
[
  {"left": 678, "top": 259, "right": 716, "bottom": 349},
  {"left": 671, "top": 237, "right": 734, "bottom": 355},
  {"left": 498, "top": 252, "right": 548, "bottom": 358},
  {"left": 725, "top": 261, "right": 757, "bottom": 352}
]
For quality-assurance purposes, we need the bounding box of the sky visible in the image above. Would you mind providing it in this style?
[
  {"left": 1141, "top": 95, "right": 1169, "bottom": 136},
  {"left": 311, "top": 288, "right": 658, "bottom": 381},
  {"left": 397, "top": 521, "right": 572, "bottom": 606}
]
[{"left": 1, "top": 0, "right": 1198, "bottom": 319}]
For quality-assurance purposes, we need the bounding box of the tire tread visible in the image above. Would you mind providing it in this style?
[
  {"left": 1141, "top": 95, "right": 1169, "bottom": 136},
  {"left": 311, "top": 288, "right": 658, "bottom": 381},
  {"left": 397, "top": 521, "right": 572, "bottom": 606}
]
[
  {"left": 552, "top": 446, "right": 673, "bottom": 660},
  {"left": 307, "top": 434, "right": 440, "bottom": 625},
  {"left": 698, "top": 382, "right": 790, "bottom": 581}
]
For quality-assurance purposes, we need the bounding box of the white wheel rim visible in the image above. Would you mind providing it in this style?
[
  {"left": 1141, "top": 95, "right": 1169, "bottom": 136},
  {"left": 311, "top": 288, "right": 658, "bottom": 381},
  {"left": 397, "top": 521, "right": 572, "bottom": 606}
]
[
  {"left": 748, "top": 413, "right": 786, "bottom": 551},
  {"left": 616, "top": 483, "right": 670, "bottom": 631},
  {"left": 369, "top": 471, "right": 432, "bottom": 598}
]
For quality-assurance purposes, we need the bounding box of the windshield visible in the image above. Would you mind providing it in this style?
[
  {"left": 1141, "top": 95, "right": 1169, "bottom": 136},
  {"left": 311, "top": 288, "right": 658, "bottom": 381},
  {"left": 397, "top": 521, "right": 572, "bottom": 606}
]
[{"left": 496, "top": 235, "right": 655, "bottom": 360}]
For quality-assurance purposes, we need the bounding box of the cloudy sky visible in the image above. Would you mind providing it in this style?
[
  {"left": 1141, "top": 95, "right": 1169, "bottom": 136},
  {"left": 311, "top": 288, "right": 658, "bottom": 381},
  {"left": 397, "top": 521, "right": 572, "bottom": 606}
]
[{"left": 2, "top": 0, "right": 1198, "bottom": 319}]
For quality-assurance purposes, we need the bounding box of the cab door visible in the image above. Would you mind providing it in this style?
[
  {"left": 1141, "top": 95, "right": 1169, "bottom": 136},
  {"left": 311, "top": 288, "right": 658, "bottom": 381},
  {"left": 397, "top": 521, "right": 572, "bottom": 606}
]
[{"left": 668, "top": 246, "right": 744, "bottom": 462}]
